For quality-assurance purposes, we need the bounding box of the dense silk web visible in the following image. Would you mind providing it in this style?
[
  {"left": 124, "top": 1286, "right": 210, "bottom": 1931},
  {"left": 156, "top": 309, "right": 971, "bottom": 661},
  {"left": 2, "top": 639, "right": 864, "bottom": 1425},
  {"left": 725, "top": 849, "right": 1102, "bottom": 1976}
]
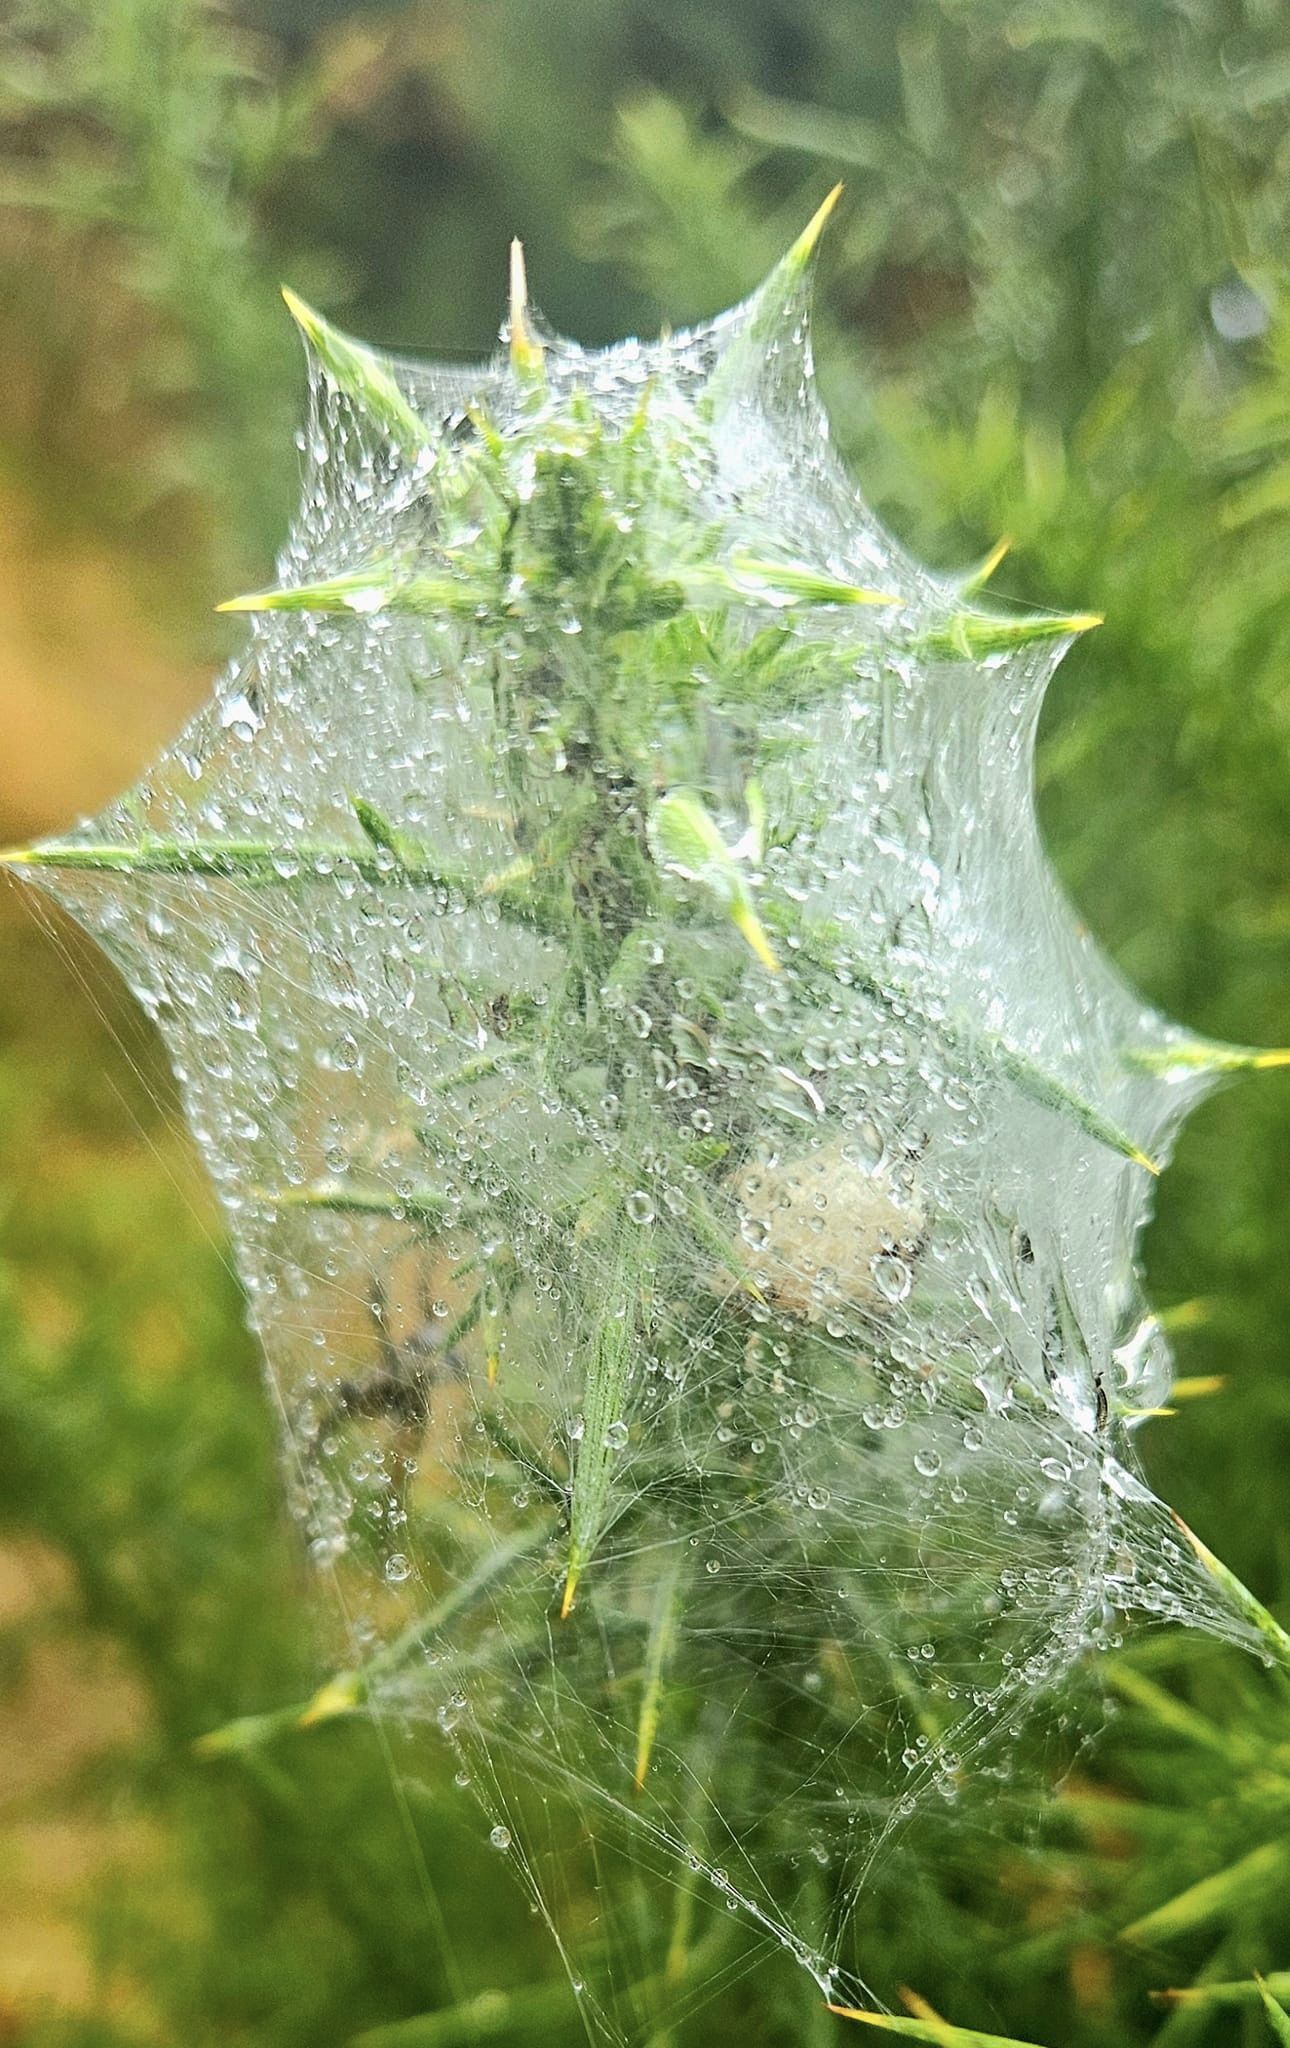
[{"left": 12, "top": 212, "right": 1279, "bottom": 2031}]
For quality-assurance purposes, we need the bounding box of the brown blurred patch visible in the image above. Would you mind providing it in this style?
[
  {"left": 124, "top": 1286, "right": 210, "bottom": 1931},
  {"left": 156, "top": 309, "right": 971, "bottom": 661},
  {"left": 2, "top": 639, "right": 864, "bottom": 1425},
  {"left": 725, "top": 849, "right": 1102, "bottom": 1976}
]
[
  {"left": 0, "top": 1539, "right": 163, "bottom": 2026},
  {"left": 0, "top": 478, "right": 208, "bottom": 843}
]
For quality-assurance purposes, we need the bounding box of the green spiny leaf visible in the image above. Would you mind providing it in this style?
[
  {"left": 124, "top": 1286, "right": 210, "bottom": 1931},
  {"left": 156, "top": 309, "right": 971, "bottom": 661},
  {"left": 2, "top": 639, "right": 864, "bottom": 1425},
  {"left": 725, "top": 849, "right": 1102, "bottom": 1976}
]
[
  {"left": 282, "top": 287, "right": 430, "bottom": 460},
  {"left": 647, "top": 788, "right": 780, "bottom": 972},
  {"left": 1125, "top": 1039, "right": 1290, "bottom": 1076},
  {"left": 913, "top": 611, "right": 1102, "bottom": 660}
]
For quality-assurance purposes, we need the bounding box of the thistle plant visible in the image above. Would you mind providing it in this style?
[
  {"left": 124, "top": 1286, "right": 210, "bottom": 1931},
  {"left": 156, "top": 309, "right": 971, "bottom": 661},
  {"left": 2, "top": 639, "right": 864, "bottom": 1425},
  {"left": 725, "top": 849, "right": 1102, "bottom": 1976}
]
[{"left": 6, "top": 197, "right": 1287, "bottom": 2037}]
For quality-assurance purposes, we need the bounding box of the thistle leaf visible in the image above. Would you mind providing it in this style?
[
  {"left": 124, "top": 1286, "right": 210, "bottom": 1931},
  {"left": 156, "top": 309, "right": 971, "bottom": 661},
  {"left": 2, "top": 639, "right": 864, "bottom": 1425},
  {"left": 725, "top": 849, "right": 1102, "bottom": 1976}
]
[
  {"left": 647, "top": 789, "right": 780, "bottom": 972},
  {"left": 914, "top": 611, "right": 1102, "bottom": 660},
  {"left": 647, "top": 788, "right": 736, "bottom": 893},
  {"left": 281, "top": 287, "right": 430, "bottom": 460},
  {"left": 218, "top": 562, "right": 478, "bottom": 617},
  {"left": 723, "top": 550, "right": 902, "bottom": 609},
  {"left": 1125, "top": 1038, "right": 1290, "bottom": 1076}
]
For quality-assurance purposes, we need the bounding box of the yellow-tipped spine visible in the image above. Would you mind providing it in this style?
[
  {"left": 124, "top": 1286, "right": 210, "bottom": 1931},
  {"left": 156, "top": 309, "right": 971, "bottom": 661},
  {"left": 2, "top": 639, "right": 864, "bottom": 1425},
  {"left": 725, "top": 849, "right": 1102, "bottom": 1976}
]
[
  {"left": 784, "top": 181, "right": 844, "bottom": 274},
  {"left": 730, "top": 899, "right": 781, "bottom": 974},
  {"left": 280, "top": 286, "right": 429, "bottom": 460},
  {"left": 960, "top": 534, "right": 1012, "bottom": 595},
  {"left": 508, "top": 239, "right": 545, "bottom": 385}
]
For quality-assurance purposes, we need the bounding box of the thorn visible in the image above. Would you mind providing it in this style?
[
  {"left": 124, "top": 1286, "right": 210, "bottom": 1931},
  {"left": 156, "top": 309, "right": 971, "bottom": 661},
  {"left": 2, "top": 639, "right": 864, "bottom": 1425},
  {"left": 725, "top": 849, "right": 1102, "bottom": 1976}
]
[
  {"left": 920, "top": 610, "right": 1103, "bottom": 660},
  {"left": 559, "top": 1564, "right": 579, "bottom": 1620},
  {"left": 1124, "top": 1037, "right": 1290, "bottom": 1077},
  {"left": 1170, "top": 1508, "right": 1290, "bottom": 1668},
  {"left": 508, "top": 238, "right": 545, "bottom": 382},
  {"left": 280, "top": 283, "right": 322, "bottom": 344},
  {"left": 215, "top": 593, "right": 268, "bottom": 612},
  {"left": 1156, "top": 1296, "right": 1212, "bottom": 1334},
  {"left": 731, "top": 900, "right": 782, "bottom": 974},
  {"left": 1130, "top": 1145, "right": 1162, "bottom": 1177},
  {"left": 961, "top": 534, "right": 1012, "bottom": 594},
  {"left": 785, "top": 181, "right": 844, "bottom": 273},
  {"left": 899, "top": 1989, "right": 947, "bottom": 2024},
  {"left": 297, "top": 1672, "right": 361, "bottom": 1728},
  {"left": 706, "top": 184, "right": 843, "bottom": 409},
  {"left": 0, "top": 846, "right": 33, "bottom": 865},
  {"left": 1170, "top": 1372, "right": 1225, "bottom": 1399}
]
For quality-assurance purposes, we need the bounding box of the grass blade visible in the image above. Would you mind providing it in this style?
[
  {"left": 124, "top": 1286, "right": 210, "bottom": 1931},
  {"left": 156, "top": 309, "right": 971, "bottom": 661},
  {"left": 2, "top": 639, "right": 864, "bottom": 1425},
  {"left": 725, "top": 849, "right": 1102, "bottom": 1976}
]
[
  {"left": 217, "top": 563, "right": 479, "bottom": 617},
  {"left": 988, "top": 1032, "right": 1158, "bottom": 1173},
  {"left": 2, "top": 836, "right": 541, "bottom": 927},
  {"left": 1, "top": 836, "right": 452, "bottom": 888},
  {"left": 1120, "top": 1838, "right": 1290, "bottom": 1946},
  {"left": 1170, "top": 1510, "right": 1290, "bottom": 1670},
  {"left": 197, "top": 1518, "right": 555, "bottom": 1756},
  {"left": 722, "top": 551, "right": 902, "bottom": 608},
  {"left": 1259, "top": 1978, "right": 1290, "bottom": 2046},
  {"left": 349, "top": 1979, "right": 577, "bottom": 2047},
  {"left": 1153, "top": 1975, "right": 1290, "bottom": 2011},
  {"left": 958, "top": 536, "right": 1012, "bottom": 595},
  {"left": 825, "top": 2004, "right": 1046, "bottom": 2047},
  {"left": 1103, "top": 1663, "right": 1237, "bottom": 1758}
]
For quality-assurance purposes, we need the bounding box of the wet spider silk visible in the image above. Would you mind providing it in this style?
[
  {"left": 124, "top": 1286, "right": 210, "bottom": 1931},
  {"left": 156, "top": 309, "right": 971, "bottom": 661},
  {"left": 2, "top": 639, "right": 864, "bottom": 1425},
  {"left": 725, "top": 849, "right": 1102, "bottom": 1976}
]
[{"left": 11, "top": 214, "right": 1279, "bottom": 2032}]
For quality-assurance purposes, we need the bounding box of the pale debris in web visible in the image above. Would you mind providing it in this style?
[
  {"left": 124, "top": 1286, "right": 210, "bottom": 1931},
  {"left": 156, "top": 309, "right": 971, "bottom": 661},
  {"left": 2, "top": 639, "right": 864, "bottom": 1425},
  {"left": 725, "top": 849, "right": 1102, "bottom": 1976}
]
[{"left": 16, "top": 212, "right": 1274, "bottom": 2029}]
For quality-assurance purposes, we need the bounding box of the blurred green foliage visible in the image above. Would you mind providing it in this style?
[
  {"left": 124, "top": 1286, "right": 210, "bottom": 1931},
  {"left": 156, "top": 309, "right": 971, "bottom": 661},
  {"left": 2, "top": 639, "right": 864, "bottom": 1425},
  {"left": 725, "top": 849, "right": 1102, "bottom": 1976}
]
[{"left": 1, "top": 2, "right": 1289, "bottom": 2044}]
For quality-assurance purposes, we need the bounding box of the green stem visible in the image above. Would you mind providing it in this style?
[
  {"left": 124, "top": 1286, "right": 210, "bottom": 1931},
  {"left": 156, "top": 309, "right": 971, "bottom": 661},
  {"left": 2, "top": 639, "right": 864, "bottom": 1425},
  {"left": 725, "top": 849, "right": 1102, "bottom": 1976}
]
[{"left": 3, "top": 836, "right": 544, "bottom": 930}]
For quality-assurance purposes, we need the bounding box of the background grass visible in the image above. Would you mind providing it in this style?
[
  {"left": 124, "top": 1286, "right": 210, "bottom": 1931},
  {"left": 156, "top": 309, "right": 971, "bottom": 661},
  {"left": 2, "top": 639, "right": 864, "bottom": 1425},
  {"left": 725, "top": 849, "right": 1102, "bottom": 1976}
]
[{"left": 1, "top": 2, "right": 1289, "bottom": 2042}]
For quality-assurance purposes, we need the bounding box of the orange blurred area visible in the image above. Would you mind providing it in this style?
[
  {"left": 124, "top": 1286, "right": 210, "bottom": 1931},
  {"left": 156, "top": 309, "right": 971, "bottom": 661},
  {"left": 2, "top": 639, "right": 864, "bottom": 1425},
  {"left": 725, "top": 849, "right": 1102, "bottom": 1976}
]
[{"left": 0, "top": 481, "right": 205, "bottom": 844}]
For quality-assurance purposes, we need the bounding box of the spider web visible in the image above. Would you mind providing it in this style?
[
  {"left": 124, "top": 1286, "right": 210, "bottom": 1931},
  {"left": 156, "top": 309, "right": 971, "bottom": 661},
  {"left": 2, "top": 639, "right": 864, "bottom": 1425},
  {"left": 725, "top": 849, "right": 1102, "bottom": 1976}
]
[{"left": 11, "top": 217, "right": 1275, "bottom": 2034}]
